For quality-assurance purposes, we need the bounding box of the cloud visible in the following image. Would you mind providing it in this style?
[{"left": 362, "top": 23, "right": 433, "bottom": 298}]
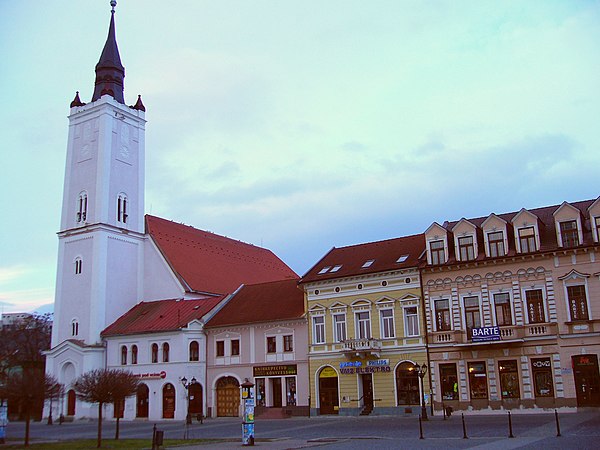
[{"left": 0, "top": 266, "right": 27, "bottom": 285}]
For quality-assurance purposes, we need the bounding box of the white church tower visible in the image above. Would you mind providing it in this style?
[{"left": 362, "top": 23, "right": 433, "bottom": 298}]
[{"left": 46, "top": 1, "right": 146, "bottom": 417}]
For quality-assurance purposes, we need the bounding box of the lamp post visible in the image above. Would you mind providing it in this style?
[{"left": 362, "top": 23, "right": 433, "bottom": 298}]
[
  {"left": 180, "top": 376, "right": 197, "bottom": 433},
  {"left": 415, "top": 363, "right": 428, "bottom": 421}
]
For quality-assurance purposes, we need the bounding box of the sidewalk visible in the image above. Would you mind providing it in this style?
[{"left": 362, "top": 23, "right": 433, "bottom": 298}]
[{"left": 169, "top": 437, "right": 329, "bottom": 450}]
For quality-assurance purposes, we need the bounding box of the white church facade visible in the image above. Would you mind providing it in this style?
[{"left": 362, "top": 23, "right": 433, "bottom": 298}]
[{"left": 45, "top": 3, "right": 299, "bottom": 421}]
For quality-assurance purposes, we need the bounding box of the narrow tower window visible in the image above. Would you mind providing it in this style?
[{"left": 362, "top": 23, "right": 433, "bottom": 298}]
[
  {"left": 117, "top": 193, "right": 128, "bottom": 224},
  {"left": 71, "top": 319, "right": 79, "bottom": 337},
  {"left": 74, "top": 257, "right": 83, "bottom": 274},
  {"left": 77, "top": 192, "right": 88, "bottom": 223}
]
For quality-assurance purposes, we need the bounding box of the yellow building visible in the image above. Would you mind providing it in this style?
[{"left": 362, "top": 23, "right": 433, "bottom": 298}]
[{"left": 299, "top": 235, "right": 431, "bottom": 416}]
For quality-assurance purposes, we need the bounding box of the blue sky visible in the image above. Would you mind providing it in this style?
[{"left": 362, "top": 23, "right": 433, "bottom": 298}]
[{"left": 1, "top": 0, "right": 598, "bottom": 313}]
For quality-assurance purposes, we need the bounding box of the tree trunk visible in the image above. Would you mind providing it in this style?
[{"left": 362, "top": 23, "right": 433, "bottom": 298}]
[
  {"left": 115, "top": 399, "right": 120, "bottom": 440},
  {"left": 97, "top": 402, "right": 103, "bottom": 448},
  {"left": 24, "top": 406, "right": 31, "bottom": 447}
]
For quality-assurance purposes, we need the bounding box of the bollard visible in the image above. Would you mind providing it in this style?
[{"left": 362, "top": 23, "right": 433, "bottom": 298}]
[
  {"left": 555, "top": 409, "right": 561, "bottom": 437},
  {"left": 419, "top": 415, "right": 424, "bottom": 440},
  {"left": 462, "top": 413, "right": 468, "bottom": 439},
  {"left": 152, "top": 424, "right": 157, "bottom": 450},
  {"left": 508, "top": 411, "right": 514, "bottom": 438}
]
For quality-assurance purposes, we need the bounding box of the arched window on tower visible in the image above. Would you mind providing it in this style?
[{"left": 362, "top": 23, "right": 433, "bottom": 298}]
[
  {"left": 71, "top": 319, "right": 79, "bottom": 337},
  {"left": 162, "top": 342, "right": 170, "bottom": 362},
  {"left": 77, "top": 191, "right": 88, "bottom": 223},
  {"left": 131, "top": 345, "right": 138, "bottom": 364},
  {"left": 74, "top": 257, "right": 82, "bottom": 275},
  {"left": 121, "top": 346, "right": 128, "bottom": 365},
  {"left": 117, "top": 193, "right": 128, "bottom": 224}
]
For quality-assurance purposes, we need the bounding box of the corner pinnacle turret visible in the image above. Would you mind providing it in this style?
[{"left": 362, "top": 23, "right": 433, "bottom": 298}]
[{"left": 92, "top": 1, "right": 125, "bottom": 103}]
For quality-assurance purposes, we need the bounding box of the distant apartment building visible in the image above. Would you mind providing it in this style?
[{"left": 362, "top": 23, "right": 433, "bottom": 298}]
[
  {"left": 421, "top": 198, "right": 600, "bottom": 411},
  {"left": 300, "top": 235, "right": 430, "bottom": 416}
]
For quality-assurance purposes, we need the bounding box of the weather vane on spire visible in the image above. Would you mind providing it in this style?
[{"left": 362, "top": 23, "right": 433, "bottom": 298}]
[{"left": 110, "top": 1, "right": 117, "bottom": 13}]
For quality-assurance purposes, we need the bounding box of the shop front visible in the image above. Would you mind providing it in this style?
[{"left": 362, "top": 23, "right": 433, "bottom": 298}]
[{"left": 253, "top": 364, "right": 302, "bottom": 414}]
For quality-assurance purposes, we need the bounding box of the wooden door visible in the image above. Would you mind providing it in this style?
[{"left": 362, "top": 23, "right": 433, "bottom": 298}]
[
  {"left": 217, "top": 377, "right": 239, "bottom": 417},
  {"left": 362, "top": 374, "right": 373, "bottom": 408},
  {"left": 136, "top": 384, "right": 149, "bottom": 418},
  {"left": 162, "top": 383, "right": 175, "bottom": 419}
]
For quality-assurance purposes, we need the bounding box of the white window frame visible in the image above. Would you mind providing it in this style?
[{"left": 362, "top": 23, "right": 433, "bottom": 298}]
[
  {"left": 355, "top": 310, "right": 372, "bottom": 339},
  {"left": 557, "top": 219, "right": 581, "bottom": 248},
  {"left": 491, "top": 290, "right": 514, "bottom": 326},
  {"left": 461, "top": 294, "right": 483, "bottom": 333},
  {"left": 332, "top": 312, "right": 347, "bottom": 343},
  {"left": 486, "top": 230, "right": 506, "bottom": 258},
  {"left": 312, "top": 315, "right": 325, "bottom": 344},
  {"left": 563, "top": 281, "right": 592, "bottom": 322},
  {"left": 379, "top": 308, "right": 395, "bottom": 339},
  {"left": 403, "top": 305, "right": 419, "bottom": 337},
  {"left": 456, "top": 234, "right": 476, "bottom": 262},
  {"left": 521, "top": 286, "right": 548, "bottom": 325},
  {"left": 432, "top": 297, "right": 452, "bottom": 331},
  {"left": 516, "top": 226, "right": 538, "bottom": 253},
  {"left": 428, "top": 238, "right": 447, "bottom": 265}
]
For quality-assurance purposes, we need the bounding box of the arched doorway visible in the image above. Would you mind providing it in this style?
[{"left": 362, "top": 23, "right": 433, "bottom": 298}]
[
  {"left": 67, "top": 389, "right": 76, "bottom": 416},
  {"left": 396, "top": 362, "right": 419, "bottom": 405},
  {"left": 189, "top": 383, "right": 203, "bottom": 416},
  {"left": 162, "top": 383, "right": 176, "bottom": 419},
  {"left": 136, "top": 384, "right": 149, "bottom": 418},
  {"left": 216, "top": 377, "right": 239, "bottom": 417},
  {"left": 318, "top": 366, "right": 339, "bottom": 415}
]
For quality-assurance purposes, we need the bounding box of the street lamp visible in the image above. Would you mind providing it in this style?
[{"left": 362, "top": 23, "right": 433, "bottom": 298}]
[
  {"left": 415, "top": 363, "right": 428, "bottom": 421},
  {"left": 180, "top": 376, "right": 197, "bottom": 427}
]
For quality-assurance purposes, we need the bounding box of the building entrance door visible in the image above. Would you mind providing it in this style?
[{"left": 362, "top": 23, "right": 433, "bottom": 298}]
[
  {"left": 361, "top": 374, "right": 373, "bottom": 410},
  {"left": 67, "top": 389, "right": 76, "bottom": 416},
  {"left": 318, "top": 367, "right": 339, "bottom": 415},
  {"left": 189, "top": 383, "right": 203, "bottom": 415},
  {"left": 216, "top": 377, "right": 240, "bottom": 417},
  {"left": 573, "top": 354, "right": 600, "bottom": 406},
  {"left": 136, "top": 384, "right": 149, "bottom": 418},
  {"left": 162, "top": 383, "right": 175, "bottom": 419},
  {"left": 271, "top": 378, "right": 282, "bottom": 407}
]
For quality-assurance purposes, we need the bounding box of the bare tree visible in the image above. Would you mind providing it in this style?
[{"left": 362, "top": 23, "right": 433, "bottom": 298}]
[{"left": 73, "top": 369, "right": 139, "bottom": 447}]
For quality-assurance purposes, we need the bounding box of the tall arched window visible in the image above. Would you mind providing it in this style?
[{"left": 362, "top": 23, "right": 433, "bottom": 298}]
[
  {"left": 77, "top": 191, "right": 88, "bottom": 223},
  {"left": 74, "top": 257, "right": 82, "bottom": 274},
  {"left": 189, "top": 341, "right": 199, "bottom": 361},
  {"left": 71, "top": 319, "right": 79, "bottom": 337},
  {"left": 162, "top": 342, "right": 170, "bottom": 362},
  {"left": 151, "top": 343, "right": 158, "bottom": 363},
  {"left": 121, "top": 346, "right": 128, "bottom": 365},
  {"left": 117, "top": 193, "right": 128, "bottom": 224},
  {"left": 131, "top": 345, "right": 138, "bottom": 364}
]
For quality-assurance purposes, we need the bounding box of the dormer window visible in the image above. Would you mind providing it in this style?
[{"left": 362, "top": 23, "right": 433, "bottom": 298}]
[
  {"left": 595, "top": 216, "right": 600, "bottom": 242},
  {"left": 430, "top": 240, "right": 445, "bottom": 265},
  {"left": 559, "top": 220, "right": 579, "bottom": 247},
  {"left": 518, "top": 227, "right": 536, "bottom": 253},
  {"left": 487, "top": 231, "right": 505, "bottom": 257},
  {"left": 458, "top": 236, "right": 475, "bottom": 261}
]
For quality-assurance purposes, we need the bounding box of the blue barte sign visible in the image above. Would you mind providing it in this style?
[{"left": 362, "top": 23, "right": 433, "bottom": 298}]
[{"left": 471, "top": 326, "right": 501, "bottom": 342}]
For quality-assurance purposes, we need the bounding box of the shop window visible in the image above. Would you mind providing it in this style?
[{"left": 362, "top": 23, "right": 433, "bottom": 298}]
[
  {"left": 531, "top": 358, "right": 554, "bottom": 397},
  {"left": 525, "top": 289, "right": 545, "bottom": 324},
  {"left": 499, "top": 360, "right": 520, "bottom": 399},
  {"left": 286, "top": 377, "right": 297, "bottom": 406},
  {"left": 333, "top": 313, "right": 346, "bottom": 342},
  {"left": 189, "top": 341, "right": 199, "bottom": 361},
  {"left": 430, "top": 240, "right": 445, "bottom": 265},
  {"left": 151, "top": 343, "right": 158, "bottom": 363},
  {"left": 162, "top": 342, "right": 169, "bottom": 362},
  {"left": 440, "top": 363, "right": 458, "bottom": 400},
  {"left": 283, "top": 335, "right": 293, "bottom": 352},
  {"left": 395, "top": 362, "right": 419, "bottom": 405},
  {"left": 256, "top": 378, "right": 266, "bottom": 406},
  {"left": 313, "top": 316, "right": 325, "bottom": 344},
  {"left": 231, "top": 339, "right": 240, "bottom": 356},
  {"left": 458, "top": 236, "right": 475, "bottom": 261},
  {"left": 380, "top": 309, "right": 395, "bottom": 338},
  {"left": 267, "top": 336, "right": 277, "bottom": 353},
  {"left": 131, "top": 345, "right": 138, "bottom": 365},
  {"left": 493, "top": 292, "right": 512, "bottom": 326},
  {"left": 434, "top": 299, "right": 451, "bottom": 331},
  {"left": 518, "top": 227, "right": 536, "bottom": 253},
  {"left": 559, "top": 220, "right": 579, "bottom": 247},
  {"left": 463, "top": 296, "right": 481, "bottom": 339},
  {"left": 488, "top": 231, "right": 505, "bottom": 257},
  {"left": 355, "top": 311, "right": 371, "bottom": 339},
  {"left": 468, "top": 361, "right": 488, "bottom": 399},
  {"left": 216, "top": 340, "right": 225, "bottom": 357},
  {"left": 121, "top": 345, "right": 128, "bottom": 365},
  {"left": 404, "top": 306, "right": 419, "bottom": 337},
  {"left": 567, "top": 285, "right": 589, "bottom": 321}
]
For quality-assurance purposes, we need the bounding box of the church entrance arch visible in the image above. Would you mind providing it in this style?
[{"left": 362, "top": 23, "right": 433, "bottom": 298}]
[
  {"left": 136, "top": 383, "right": 149, "bottom": 418},
  {"left": 396, "top": 362, "right": 419, "bottom": 406},
  {"left": 318, "top": 366, "right": 339, "bottom": 415},
  {"left": 216, "top": 377, "right": 239, "bottom": 417},
  {"left": 162, "top": 383, "right": 176, "bottom": 419}
]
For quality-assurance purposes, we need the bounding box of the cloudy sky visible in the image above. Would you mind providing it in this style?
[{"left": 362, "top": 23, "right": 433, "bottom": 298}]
[{"left": 1, "top": 0, "right": 598, "bottom": 313}]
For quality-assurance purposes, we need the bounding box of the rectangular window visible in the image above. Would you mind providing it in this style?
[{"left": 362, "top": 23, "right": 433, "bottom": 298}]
[
  {"left": 531, "top": 357, "right": 554, "bottom": 397},
  {"left": 231, "top": 339, "right": 240, "bottom": 356},
  {"left": 380, "top": 309, "right": 395, "bottom": 338},
  {"left": 333, "top": 313, "right": 346, "bottom": 342},
  {"left": 430, "top": 240, "right": 445, "bottom": 265},
  {"left": 488, "top": 231, "right": 505, "bottom": 257},
  {"left": 404, "top": 307, "right": 419, "bottom": 337},
  {"left": 313, "top": 316, "right": 325, "bottom": 344},
  {"left": 216, "top": 340, "right": 225, "bottom": 357},
  {"left": 355, "top": 311, "right": 371, "bottom": 339},
  {"left": 283, "top": 335, "right": 293, "bottom": 352},
  {"left": 595, "top": 217, "right": 600, "bottom": 242},
  {"left": 434, "top": 299, "right": 451, "bottom": 331},
  {"left": 256, "top": 378, "right": 266, "bottom": 406},
  {"left": 567, "top": 285, "right": 589, "bottom": 321},
  {"left": 499, "top": 360, "right": 520, "bottom": 399},
  {"left": 267, "top": 336, "right": 277, "bottom": 353},
  {"left": 518, "top": 227, "right": 536, "bottom": 253},
  {"left": 286, "top": 377, "right": 297, "bottom": 406},
  {"left": 464, "top": 296, "right": 481, "bottom": 339},
  {"left": 560, "top": 220, "right": 579, "bottom": 247},
  {"left": 493, "top": 292, "right": 512, "bottom": 326},
  {"left": 525, "top": 289, "right": 545, "bottom": 324},
  {"left": 468, "top": 361, "right": 488, "bottom": 399},
  {"left": 440, "top": 363, "right": 458, "bottom": 400},
  {"left": 458, "top": 236, "right": 475, "bottom": 261}
]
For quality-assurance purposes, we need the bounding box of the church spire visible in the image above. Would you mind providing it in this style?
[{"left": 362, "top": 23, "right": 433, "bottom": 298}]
[{"left": 92, "top": 1, "right": 125, "bottom": 104}]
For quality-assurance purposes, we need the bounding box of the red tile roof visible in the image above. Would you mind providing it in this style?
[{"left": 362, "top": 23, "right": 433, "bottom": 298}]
[
  {"left": 146, "top": 215, "right": 298, "bottom": 295},
  {"left": 101, "top": 297, "right": 225, "bottom": 337},
  {"left": 205, "top": 278, "right": 304, "bottom": 328},
  {"left": 300, "top": 233, "right": 425, "bottom": 283}
]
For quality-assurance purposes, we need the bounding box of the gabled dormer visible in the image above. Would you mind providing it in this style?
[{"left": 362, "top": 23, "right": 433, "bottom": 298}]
[
  {"left": 451, "top": 219, "right": 478, "bottom": 262},
  {"left": 481, "top": 213, "right": 509, "bottom": 258},
  {"left": 511, "top": 208, "right": 541, "bottom": 254},
  {"left": 587, "top": 196, "right": 600, "bottom": 243},
  {"left": 425, "top": 222, "right": 449, "bottom": 265},
  {"left": 553, "top": 202, "right": 583, "bottom": 248}
]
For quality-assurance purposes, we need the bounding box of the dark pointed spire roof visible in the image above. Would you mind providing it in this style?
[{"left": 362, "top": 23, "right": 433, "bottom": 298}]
[
  {"left": 70, "top": 91, "right": 86, "bottom": 108},
  {"left": 132, "top": 95, "right": 146, "bottom": 112},
  {"left": 92, "top": 1, "right": 125, "bottom": 104}
]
